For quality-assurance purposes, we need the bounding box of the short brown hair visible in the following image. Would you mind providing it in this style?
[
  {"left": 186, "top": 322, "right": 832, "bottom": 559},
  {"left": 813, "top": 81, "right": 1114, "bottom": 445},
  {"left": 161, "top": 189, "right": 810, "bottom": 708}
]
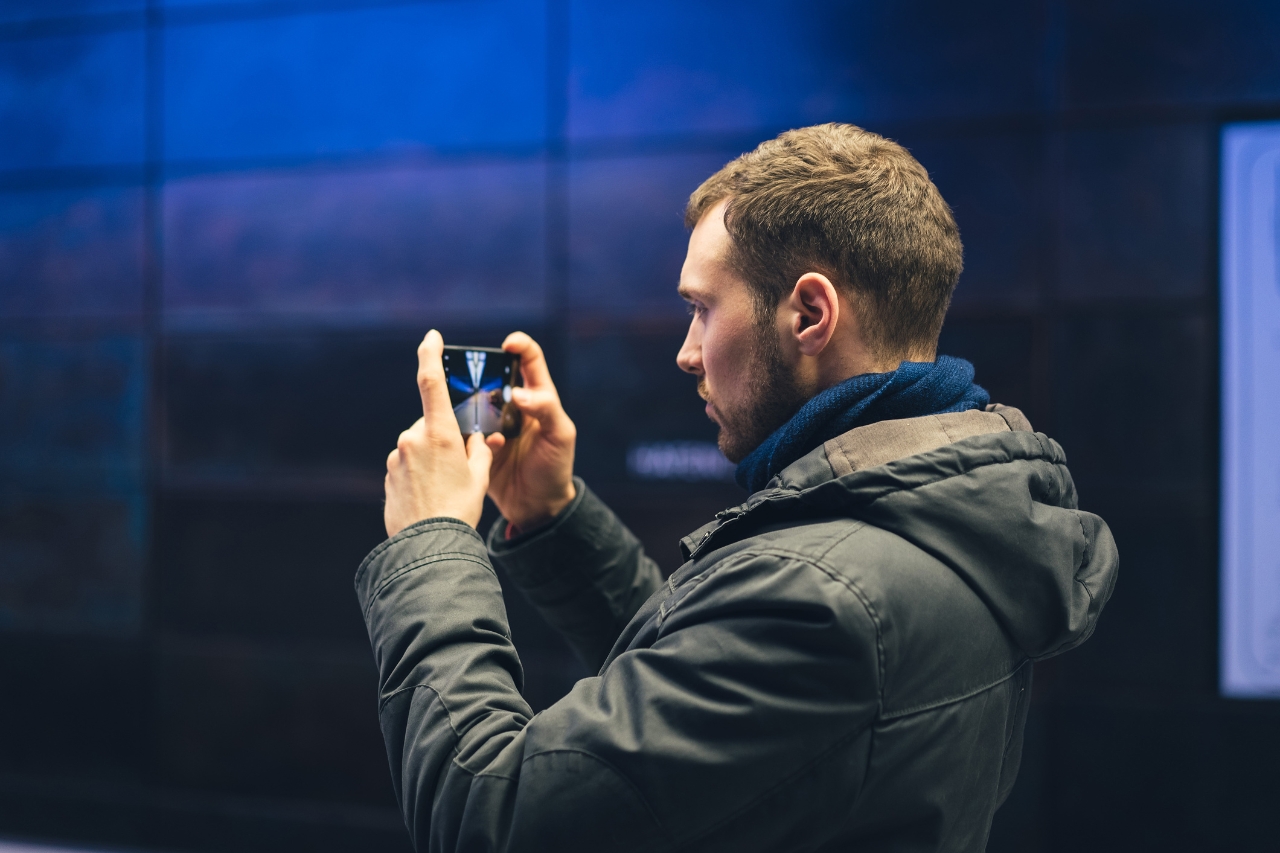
[{"left": 685, "top": 123, "right": 962, "bottom": 361}]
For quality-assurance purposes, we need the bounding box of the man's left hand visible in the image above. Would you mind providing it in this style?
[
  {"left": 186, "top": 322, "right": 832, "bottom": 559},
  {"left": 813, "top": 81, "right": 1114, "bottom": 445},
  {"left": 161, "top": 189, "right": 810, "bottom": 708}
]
[{"left": 384, "top": 330, "right": 493, "bottom": 537}]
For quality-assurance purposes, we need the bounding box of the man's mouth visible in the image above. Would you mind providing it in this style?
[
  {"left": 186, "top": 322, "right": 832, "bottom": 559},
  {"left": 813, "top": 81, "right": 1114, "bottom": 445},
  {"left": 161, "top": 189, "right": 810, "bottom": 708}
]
[{"left": 697, "top": 380, "right": 719, "bottom": 423}]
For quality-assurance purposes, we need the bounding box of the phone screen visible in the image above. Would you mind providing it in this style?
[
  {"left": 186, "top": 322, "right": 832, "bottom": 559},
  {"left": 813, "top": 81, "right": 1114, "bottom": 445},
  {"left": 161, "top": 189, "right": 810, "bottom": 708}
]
[{"left": 440, "top": 346, "right": 522, "bottom": 436}]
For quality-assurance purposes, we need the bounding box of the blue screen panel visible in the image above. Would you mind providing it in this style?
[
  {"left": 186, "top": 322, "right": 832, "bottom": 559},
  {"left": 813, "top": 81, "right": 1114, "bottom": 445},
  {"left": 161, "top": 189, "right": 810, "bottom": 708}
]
[
  {"left": 0, "top": 333, "right": 147, "bottom": 634},
  {"left": 0, "top": 334, "right": 147, "bottom": 481},
  {"left": 0, "top": 1, "right": 143, "bottom": 24},
  {"left": 164, "top": 1, "right": 547, "bottom": 163},
  {"left": 1057, "top": 124, "right": 1209, "bottom": 302},
  {"left": 162, "top": 161, "right": 546, "bottom": 329},
  {"left": 0, "top": 187, "right": 145, "bottom": 318},
  {"left": 569, "top": 152, "right": 735, "bottom": 319},
  {"left": 905, "top": 131, "right": 1044, "bottom": 310},
  {"left": 1221, "top": 122, "right": 1280, "bottom": 698},
  {"left": 569, "top": 0, "right": 860, "bottom": 140},
  {"left": 0, "top": 29, "right": 146, "bottom": 169},
  {"left": 0, "top": 487, "right": 146, "bottom": 633},
  {"left": 1064, "top": 0, "right": 1280, "bottom": 110},
  {"left": 569, "top": 0, "right": 1045, "bottom": 140}
]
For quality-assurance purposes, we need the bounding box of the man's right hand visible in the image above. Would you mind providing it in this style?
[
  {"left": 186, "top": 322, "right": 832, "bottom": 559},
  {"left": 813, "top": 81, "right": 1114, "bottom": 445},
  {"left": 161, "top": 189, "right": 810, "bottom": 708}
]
[{"left": 483, "top": 332, "right": 577, "bottom": 534}]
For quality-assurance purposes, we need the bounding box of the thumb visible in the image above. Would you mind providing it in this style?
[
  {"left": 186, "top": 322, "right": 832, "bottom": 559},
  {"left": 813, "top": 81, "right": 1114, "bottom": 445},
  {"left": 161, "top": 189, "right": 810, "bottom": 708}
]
[
  {"left": 465, "top": 431, "right": 493, "bottom": 487},
  {"left": 510, "top": 386, "right": 571, "bottom": 435}
]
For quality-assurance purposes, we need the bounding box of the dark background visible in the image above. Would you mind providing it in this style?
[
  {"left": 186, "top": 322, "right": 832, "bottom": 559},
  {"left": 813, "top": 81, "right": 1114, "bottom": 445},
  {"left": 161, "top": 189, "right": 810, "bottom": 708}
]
[{"left": 1, "top": 1, "right": 1278, "bottom": 850}]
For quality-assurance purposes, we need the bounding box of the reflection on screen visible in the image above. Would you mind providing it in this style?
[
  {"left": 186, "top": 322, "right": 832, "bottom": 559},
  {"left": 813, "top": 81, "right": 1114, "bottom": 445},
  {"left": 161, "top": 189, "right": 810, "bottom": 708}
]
[
  {"left": 444, "top": 349, "right": 513, "bottom": 435},
  {"left": 1221, "top": 123, "right": 1280, "bottom": 698}
]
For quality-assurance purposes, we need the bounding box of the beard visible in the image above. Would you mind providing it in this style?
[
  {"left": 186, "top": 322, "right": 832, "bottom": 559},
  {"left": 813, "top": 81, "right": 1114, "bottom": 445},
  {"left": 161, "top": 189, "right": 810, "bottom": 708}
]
[{"left": 700, "top": 325, "right": 809, "bottom": 464}]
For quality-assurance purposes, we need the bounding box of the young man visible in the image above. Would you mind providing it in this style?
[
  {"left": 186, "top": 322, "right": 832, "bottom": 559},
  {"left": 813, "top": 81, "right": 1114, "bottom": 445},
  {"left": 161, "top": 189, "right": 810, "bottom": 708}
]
[{"left": 359, "top": 124, "right": 1118, "bottom": 852}]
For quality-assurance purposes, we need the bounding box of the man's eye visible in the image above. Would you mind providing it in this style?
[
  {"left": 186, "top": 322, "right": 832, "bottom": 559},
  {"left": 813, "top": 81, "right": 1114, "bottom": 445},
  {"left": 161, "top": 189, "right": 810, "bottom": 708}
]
[{"left": 686, "top": 302, "right": 704, "bottom": 317}]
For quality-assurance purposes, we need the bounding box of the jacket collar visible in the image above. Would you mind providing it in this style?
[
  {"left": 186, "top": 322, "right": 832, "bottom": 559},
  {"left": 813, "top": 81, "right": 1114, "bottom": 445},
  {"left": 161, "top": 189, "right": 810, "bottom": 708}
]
[{"left": 680, "top": 406, "right": 1032, "bottom": 562}]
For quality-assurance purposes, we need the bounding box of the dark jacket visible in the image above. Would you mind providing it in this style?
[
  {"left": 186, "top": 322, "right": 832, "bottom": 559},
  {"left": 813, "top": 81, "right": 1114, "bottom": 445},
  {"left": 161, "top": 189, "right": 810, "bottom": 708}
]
[{"left": 355, "top": 406, "right": 1119, "bottom": 852}]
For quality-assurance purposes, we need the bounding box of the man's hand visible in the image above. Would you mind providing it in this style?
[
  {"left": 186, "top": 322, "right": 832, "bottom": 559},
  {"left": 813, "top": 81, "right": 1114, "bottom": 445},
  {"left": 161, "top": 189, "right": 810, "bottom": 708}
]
[
  {"left": 384, "top": 330, "right": 492, "bottom": 537},
  {"left": 482, "top": 332, "right": 577, "bottom": 533}
]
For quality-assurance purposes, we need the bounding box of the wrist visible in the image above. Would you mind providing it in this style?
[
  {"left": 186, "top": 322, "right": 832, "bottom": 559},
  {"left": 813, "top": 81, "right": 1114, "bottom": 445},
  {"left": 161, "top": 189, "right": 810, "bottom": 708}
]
[{"left": 507, "top": 481, "right": 577, "bottom": 532}]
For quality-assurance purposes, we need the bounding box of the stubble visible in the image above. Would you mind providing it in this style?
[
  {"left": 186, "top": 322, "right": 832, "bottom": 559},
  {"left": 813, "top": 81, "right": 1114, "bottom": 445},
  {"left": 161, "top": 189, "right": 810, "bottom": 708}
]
[{"left": 701, "top": 322, "right": 808, "bottom": 464}]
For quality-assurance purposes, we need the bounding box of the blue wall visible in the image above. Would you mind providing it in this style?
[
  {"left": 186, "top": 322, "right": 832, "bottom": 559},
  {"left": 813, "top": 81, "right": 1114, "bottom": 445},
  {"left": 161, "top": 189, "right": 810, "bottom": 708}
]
[{"left": 1, "top": 1, "right": 1278, "bottom": 850}]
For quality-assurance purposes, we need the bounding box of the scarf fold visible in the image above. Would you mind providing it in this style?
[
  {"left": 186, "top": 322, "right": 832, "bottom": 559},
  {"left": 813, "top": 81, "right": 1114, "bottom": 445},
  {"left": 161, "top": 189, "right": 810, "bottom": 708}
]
[{"left": 734, "top": 355, "right": 990, "bottom": 493}]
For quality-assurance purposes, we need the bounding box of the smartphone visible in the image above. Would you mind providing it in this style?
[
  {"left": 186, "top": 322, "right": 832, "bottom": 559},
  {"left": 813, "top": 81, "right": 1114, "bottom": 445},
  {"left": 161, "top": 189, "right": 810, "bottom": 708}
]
[{"left": 440, "top": 345, "right": 522, "bottom": 437}]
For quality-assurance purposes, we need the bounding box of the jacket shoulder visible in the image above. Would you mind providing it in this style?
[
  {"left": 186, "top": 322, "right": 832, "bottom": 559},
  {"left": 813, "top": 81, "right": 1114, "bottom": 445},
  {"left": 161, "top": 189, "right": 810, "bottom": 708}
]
[{"left": 694, "top": 516, "right": 1024, "bottom": 717}]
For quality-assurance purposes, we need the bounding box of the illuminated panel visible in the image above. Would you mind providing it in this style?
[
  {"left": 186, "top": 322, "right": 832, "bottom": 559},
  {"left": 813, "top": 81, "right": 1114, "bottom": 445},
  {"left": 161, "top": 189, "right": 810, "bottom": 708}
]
[{"left": 1221, "top": 123, "right": 1280, "bottom": 698}]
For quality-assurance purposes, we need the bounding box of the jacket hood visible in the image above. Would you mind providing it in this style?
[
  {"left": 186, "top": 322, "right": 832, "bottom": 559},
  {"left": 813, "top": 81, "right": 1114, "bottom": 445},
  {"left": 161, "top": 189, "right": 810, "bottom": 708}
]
[{"left": 680, "top": 412, "right": 1119, "bottom": 661}]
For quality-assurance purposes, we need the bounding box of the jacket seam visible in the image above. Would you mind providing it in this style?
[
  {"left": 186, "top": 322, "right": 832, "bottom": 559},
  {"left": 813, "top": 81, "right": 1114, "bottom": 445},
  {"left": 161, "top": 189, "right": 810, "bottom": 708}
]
[
  {"left": 1073, "top": 510, "right": 1095, "bottom": 589},
  {"left": 378, "top": 683, "right": 466, "bottom": 759},
  {"left": 879, "top": 662, "right": 1026, "bottom": 720},
  {"left": 668, "top": 538, "right": 887, "bottom": 712},
  {"left": 363, "top": 552, "right": 497, "bottom": 620},
  {"left": 1001, "top": 661, "right": 1031, "bottom": 756},
  {"left": 657, "top": 557, "right": 739, "bottom": 627},
  {"left": 809, "top": 554, "right": 887, "bottom": 712},
  {"left": 813, "top": 522, "right": 867, "bottom": 563},
  {"left": 936, "top": 414, "right": 956, "bottom": 444},
  {"left": 1026, "top": 510, "right": 1098, "bottom": 661},
  {"left": 520, "top": 748, "right": 675, "bottom": 849},
  {"left": 355, "top": 518, "right": 483, "bottom": 586},
  {"left": 380, "top": 684, "right": 534, "bottom": 783},
  {"left": 807, "top": 528, "right": 887, "bottom": 709},
  {"left": 992, "top": 407, "right": 1022, "bottom": 432},
  {"left": 832, "top": 441, "right": 854, "bottom": 476}
]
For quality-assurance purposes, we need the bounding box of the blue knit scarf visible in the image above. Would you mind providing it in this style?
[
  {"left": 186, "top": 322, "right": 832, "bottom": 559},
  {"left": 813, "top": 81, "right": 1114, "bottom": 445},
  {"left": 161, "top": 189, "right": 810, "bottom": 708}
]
[{"left": 735, "top": 356, "right": 990, "bottom": 493}]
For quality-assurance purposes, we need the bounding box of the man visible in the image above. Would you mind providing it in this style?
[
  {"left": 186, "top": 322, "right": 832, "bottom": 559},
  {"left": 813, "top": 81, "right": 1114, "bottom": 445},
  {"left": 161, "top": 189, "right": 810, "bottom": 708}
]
[{"left": 357, "top": 123, "right": 1118, "bottom": 852}]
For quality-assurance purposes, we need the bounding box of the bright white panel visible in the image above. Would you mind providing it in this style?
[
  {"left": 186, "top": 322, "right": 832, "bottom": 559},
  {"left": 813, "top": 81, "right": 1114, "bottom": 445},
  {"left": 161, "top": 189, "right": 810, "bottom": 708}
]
[{"left": 1221, "top": 122, "right": 1280, "bottom": 698}]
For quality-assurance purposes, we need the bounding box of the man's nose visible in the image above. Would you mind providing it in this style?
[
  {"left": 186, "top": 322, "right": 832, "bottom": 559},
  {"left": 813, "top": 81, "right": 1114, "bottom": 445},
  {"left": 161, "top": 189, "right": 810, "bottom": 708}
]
[{"left": 676, "top": 325, "right": 702, "bottom": 376}]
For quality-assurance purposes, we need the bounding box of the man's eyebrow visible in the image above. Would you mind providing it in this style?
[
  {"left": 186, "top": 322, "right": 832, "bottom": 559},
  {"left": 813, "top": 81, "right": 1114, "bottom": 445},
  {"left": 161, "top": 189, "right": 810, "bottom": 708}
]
[{"left": 677, "top": 283, "right": 698, "bottom": 301}]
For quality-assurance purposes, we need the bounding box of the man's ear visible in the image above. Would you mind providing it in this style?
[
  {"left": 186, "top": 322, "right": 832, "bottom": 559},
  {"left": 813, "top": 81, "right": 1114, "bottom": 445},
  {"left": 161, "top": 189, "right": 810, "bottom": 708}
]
[{"left": 787, "top": 272, "right": 840, "bottom": 357}]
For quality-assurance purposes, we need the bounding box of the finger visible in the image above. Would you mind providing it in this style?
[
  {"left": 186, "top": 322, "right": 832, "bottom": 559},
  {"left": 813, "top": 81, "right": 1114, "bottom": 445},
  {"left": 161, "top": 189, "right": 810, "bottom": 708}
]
[
  {"left": 510, "top": 386, "right": 574, "bottom": 439},
  {"left": 485, "top": 432, "right": 506, "bottom": 453},
  {"left": 416, "top": 330, "right": 455, "bottom": 431},
  {"left": 396, "top": 418, "right": 426, "bottom": 454},
  {"left": 502, "top": 331, "right": 556, "bottom": 393},
  {"left": 465, "top": 431, "right": 492, "bottom": 486}
]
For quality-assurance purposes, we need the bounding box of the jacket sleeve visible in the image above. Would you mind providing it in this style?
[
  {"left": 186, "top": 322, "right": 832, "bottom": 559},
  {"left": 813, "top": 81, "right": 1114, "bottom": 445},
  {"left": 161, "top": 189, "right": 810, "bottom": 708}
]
[
  {"left": 356, "top": 518, "right": 881, "bottom": 853},
  {"left": 485, "top": 478, "right": 666, "bottom": 670}
]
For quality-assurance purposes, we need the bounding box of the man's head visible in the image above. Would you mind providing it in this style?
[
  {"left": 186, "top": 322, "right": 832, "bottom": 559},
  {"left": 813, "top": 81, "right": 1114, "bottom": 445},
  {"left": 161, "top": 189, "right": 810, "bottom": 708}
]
[{"left": 676, "top": 123, "right": 962, "bottom": 462}]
